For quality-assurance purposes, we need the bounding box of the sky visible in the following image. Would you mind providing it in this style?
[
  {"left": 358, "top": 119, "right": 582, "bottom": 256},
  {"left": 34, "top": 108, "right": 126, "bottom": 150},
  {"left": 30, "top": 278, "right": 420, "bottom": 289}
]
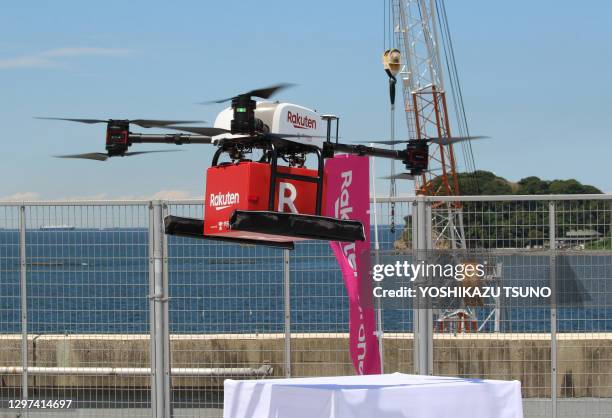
[{"left": 1, "top": 0, "right": 611, "bottom": 201}]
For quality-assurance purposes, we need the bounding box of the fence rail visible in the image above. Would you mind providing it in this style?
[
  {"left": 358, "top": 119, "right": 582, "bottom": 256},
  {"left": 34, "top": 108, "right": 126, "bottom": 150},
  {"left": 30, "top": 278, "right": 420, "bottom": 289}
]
[{"left": 0, "top": 195, "right": 611, "bottom": 417}]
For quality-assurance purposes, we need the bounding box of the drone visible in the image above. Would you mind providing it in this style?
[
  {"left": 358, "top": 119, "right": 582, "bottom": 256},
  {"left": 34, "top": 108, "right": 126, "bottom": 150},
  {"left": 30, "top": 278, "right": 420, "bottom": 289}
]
[{"left": 40, "top": 83, "right": 478, "bottom": 249}]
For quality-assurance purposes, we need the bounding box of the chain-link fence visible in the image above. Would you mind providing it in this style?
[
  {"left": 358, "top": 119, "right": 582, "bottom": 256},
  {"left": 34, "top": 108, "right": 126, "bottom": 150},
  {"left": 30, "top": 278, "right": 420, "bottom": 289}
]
[
  {"left": 425, "top": 195, "right": 612, "bottom": 418},
  {"left": 0, "top": 196, "right": 610, "bottom": 417},
  {"left": 1, "top": 202, "right": 152, "bottom": 417}
]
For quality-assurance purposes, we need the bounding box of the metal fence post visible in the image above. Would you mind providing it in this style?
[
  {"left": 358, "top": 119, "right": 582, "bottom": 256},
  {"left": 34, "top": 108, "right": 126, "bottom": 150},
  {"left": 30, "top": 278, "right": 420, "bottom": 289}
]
[
  {"left": 149, "top": 202, "right": 158, "bottom": 417},
  {"left": 370, "top": 160, "right": 385, "bottom": 373},
  {"left": 372, "top": 211, "right": 385, "bottom": 373},
  {"left": 162, "top": 203, "right": 172, "bottom": 417},
  {"left": 549, "top": 201, "right": 557, "bottom": 418},
  {"left": 494, "top": 262, "right": 503, "bottom": 333},
  {"left": 19, "top": 205, "right": 28, "bottom": 410},
  {"left": 283, "top": 249, "right": 291, "bottom": 378},
  {"left": 150, "top": 201, "right": 169, "bottom": 417},
  {"left": 413, "top": 195, "right": 432, "bottom": 375},
  {"left": 425, "top": 201, "right": 433, "bottom": 373}
]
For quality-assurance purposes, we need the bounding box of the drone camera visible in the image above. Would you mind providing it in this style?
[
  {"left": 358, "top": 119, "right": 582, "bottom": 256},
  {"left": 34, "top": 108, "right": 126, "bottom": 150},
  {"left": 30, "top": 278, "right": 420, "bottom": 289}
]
[{"left": 231, "top": 95, "right": 257, "bottom": 134}]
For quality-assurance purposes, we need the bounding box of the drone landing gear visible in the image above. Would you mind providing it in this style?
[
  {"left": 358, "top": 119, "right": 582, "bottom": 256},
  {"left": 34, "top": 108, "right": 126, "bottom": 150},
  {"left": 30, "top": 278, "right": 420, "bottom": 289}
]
[
  {"left": 229, "top": 210, "right": 365, "bottom": 242},
  {"left": 164, "top": 216, "right": 295, "bottom": 250},
  {"left": 164, "top": 212, "right": 365, "bottom": 250}
]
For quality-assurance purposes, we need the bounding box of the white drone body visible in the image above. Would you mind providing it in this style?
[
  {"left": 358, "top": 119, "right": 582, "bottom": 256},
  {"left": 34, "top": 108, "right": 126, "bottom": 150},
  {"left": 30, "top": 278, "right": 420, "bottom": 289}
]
[{"left": 212, "top": 102, "right": 326, "bottom": 148}]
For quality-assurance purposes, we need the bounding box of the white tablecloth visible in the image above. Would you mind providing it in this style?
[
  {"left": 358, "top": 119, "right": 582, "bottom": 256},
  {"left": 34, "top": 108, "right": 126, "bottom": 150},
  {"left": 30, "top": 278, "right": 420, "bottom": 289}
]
[{"left": 224, "top": 373, "right": 523, "bottom": 418}]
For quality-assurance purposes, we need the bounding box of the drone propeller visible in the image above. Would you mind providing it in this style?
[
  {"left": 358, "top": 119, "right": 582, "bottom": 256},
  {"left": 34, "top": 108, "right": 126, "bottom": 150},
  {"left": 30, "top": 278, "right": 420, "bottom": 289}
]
[
  {"left": 381, "top": 173, "right": 419, "bottom": 181},
  {"left": 247, "top": 84, "right": 295, "bottom": 100},
  {"left": 362, "top": 135, "right": 489, "bottom": 146},
  {"left": 36, "top": 117, "right": 203, "bottom": 129},
  {"left": 380, "top": 170, "right": 436, "bottom": 180},
  {"left": 165, "top": 126, "right": 230, "bottom": 136},
  {"left": 201, "top": 83, "right": 296, "bottom": 104},
  {"left": 54, "top": 152, "right": 110, "bottom": 161},
  {"left": 54, "top": 150, "right": 182, "bottom": 161},
  {"left": 124, "top": 150, "right": 182, "bottom": 157}
]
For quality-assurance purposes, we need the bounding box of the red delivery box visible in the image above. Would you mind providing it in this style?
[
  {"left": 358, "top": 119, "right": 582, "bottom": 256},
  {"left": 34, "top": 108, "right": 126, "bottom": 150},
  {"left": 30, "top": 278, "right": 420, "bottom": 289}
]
[{"left": 204, "top": 162, "right": 320, "bottom": 241}]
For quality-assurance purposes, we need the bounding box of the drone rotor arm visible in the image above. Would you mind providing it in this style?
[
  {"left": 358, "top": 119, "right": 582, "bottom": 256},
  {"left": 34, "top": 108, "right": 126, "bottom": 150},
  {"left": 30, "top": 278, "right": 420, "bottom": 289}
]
[{"left": 128, "top": 133, "right": 213, "bottom": 145}]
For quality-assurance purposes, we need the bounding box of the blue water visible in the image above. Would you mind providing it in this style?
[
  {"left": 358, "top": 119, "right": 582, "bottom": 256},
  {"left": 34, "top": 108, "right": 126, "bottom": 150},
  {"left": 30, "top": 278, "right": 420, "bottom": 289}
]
[{"left": 0, "top": 229, "right": 611, "bottom": 334}]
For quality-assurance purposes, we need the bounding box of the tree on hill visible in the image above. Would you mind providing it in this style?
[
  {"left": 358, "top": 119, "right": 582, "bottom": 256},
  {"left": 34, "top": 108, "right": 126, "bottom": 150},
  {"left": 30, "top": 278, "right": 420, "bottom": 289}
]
[
  {"left": 429, "top": 170, "right": 513, "bottom": 196},
  {"left": 517, "top": 176, "right": 602, "bottom": 195},
  {"left": 516, "top": 176, "right": 550, "bottom": 195}
]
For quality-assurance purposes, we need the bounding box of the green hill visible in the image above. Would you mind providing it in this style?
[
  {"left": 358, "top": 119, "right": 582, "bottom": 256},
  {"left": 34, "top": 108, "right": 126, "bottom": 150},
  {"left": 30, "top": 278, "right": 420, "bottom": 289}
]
[
  {"left": 433, "top": 170, "right": 603, "bottom": 196},
  {"left": 401, "top": 171, "right": 608, "bottom": 249}
]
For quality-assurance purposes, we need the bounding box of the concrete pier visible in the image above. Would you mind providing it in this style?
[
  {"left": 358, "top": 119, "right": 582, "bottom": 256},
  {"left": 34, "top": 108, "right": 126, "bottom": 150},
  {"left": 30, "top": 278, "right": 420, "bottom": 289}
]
[{"left": 1, "top": 333, "right": 611, "bottom": 398}]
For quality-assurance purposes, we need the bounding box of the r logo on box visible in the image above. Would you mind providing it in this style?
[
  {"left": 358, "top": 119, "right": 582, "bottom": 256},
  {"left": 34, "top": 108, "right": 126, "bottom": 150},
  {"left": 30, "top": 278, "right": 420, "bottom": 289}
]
[{"left": 278, "top": 182, "right": 298, "bottom": 214}]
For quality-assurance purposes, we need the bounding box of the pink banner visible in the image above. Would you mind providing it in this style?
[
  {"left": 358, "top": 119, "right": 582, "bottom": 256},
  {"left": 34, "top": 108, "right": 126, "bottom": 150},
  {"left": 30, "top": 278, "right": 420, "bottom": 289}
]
[{"left": 324, "top": 155, "right": 381, "bottom": 375}]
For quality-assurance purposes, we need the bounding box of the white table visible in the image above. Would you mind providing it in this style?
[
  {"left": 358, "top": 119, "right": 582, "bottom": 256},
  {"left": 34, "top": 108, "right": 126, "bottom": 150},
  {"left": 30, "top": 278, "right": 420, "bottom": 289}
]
[{"left": 224, "top": 373, "right": 523, "bottom": 418}]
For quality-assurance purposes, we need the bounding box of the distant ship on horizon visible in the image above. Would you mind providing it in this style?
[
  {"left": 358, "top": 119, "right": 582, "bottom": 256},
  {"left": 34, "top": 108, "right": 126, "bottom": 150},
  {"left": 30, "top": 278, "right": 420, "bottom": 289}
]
[{"left": 39, "top": 225, "right": 76, "bottom": 231}]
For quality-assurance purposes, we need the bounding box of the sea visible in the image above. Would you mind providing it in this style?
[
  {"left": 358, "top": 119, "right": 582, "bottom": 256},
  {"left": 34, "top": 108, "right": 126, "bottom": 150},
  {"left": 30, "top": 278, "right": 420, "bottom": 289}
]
[{"left": 0, "top": 228, "right": 611, "bottom": 334}]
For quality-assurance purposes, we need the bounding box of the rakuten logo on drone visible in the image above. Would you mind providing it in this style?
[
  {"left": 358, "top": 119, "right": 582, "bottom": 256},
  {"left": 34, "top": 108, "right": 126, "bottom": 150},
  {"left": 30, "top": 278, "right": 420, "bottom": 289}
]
[
  {"left": 209, "top": 191, "right": 240, "bottom": 211},
  {"left": 287, "top": 111, "right": 317, "bottom": 130}
]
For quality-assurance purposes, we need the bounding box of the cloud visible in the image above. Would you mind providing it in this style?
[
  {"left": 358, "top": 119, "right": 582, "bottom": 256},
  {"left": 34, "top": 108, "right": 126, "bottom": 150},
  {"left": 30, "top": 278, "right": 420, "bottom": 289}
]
[
  {"left": 0, "top": 56, "right": 56, "bottom": 69},
  {"left": 113, "top": 190, "right": 200, "bottom": 200},
  {"left": 62, "top": 193, "right": 110, "bottom": 200},
  {"left": 64, "top": 190, "right": 200, "bottom": 201},
  {"left": 150, "top": 190, "right": 196, "bottom": 200},
  {"left": 0, "top": 190, "right": 201, "bottom": 202},
  {"left": 0, "top": 192, "right": 41, "bottom": 201},
  {"left": 41, "top": 47, "right": 131, "bottom": 58},
  {"left": 0, "top": 47, "right": 131, "bottom": 69}
]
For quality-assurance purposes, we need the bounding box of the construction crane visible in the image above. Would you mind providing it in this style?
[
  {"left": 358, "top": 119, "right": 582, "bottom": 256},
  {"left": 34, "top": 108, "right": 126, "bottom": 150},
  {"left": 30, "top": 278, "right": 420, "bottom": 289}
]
[
  {"left": 387, "top": 0, "right": 491, "bottom": 337},
  {"left": 388, "top": 0, "right": 479, "bottom": 250}
]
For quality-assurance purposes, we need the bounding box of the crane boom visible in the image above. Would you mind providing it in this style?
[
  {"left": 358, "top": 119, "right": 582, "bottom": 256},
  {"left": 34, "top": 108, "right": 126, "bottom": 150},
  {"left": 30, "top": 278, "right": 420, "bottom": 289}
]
[{"left": 392, "top": 0, "right": 466, "bottom": 249}]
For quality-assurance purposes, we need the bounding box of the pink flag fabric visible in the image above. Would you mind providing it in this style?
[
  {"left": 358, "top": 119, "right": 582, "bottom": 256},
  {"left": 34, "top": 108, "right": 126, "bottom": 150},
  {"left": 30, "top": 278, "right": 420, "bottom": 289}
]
[{"left": 324, "top": 154, "right": 381, "bottom": 375}]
